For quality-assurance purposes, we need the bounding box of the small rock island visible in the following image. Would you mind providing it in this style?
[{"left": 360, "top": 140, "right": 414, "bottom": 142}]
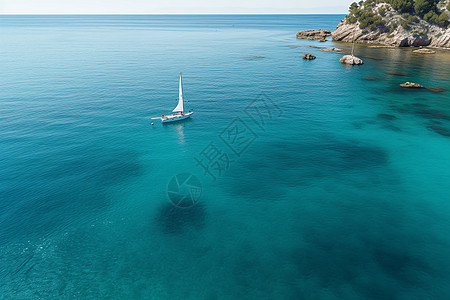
[
  {"left": 340, "top": 54, "right": 364, "bottom": 65},
  {"left": 302, "top": 53, "right": 317, "bottom": 60},
  {"left": 400, "top": 82, "right": 424, "bottom": 88},
  {"left": 296, "top": 30, "right": 332, "bottom": 42}
]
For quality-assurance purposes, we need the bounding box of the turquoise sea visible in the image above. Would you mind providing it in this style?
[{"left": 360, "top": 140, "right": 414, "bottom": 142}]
[{"left": 1, "top": 15, "right": 450, "bottom": 299}]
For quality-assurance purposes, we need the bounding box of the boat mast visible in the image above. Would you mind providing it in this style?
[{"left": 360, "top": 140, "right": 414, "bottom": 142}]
[
  {"left": 172, "top": 73, "right": 184, "bottom": 113},
  {"left": 179, "top": 73, "right": 183, "bottom": 112},
  {"left": 351, "top": 26, "right": 356, "bottom": 57}
]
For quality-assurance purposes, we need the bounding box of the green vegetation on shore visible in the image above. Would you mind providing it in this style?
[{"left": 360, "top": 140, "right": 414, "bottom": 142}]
[{"left": 347, "top": 0, "right": 450, "bottom": 30}]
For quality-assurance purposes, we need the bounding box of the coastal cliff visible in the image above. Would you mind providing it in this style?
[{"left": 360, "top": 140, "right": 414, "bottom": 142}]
[{"left": 332, "top": 0, "right": 450, "bottom": 48}]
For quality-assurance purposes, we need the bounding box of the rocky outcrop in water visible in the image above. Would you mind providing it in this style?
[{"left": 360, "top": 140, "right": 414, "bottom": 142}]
[
  {"left": 296, "top": 30, "right": 332, "bottom": 41},
  {"left": 400, "top": 82, "right": 424, "bottom": 88},
  {"left": 302, "top": 53, "right": 316, "bottom": 60},
  {"left": 340, "top": 55, "right": 364, "bottom": 65}
]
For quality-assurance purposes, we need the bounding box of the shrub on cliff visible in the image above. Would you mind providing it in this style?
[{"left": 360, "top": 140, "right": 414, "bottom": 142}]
[
  {"left": 414, "top": 0, "right": 439, "bottom": 17},
  {"left": 378, "top": 6, "right": 387, "bottom": 16},
  {"left": 358, "top": 13, "right": 387, "bottom": 30},
  {"left": 388, "top": 0, "right": 414, "bottom": 13},
  {"left": 347, "top": 1, "right": 387, "bottom": 30},
  {"left": 423, "top": 10, "right": 448, "bottom": 26},
  {"left": 346, "top": 0, "right": 449, "bottom": 28},
  {"left": 388, "top": 22, "right": 398, "bottom": 33},
  {"left": 436, "top": 11, "right": 449, "bottom": 26}
]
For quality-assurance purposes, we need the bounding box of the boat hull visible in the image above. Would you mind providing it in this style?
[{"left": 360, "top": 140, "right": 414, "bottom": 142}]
[{"left": 161, "top": 112, "right": 193, "bottom": 123}]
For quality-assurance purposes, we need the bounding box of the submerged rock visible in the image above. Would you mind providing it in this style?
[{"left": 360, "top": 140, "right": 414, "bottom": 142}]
[
  {"left": 302, "top": 53, "right": 316, "bottom": 60},
  {"left": 363, "top": 76, "right": 383, "bottom": 81},
  {"left": 378, "top": 113, "right": 398, "bottom": 120},
  {"left": 387, "top": 71, "right": 409, "bottom": 76},
  {"left": 425, "top": 86, "right": 448, "bottom": 93},
  {"left": 360, "top": 55, "right": 383, "bottom": 60},
  {"left": 154, "top": 203, "right": 206, "bottom": 234},
  {"left": 415, "top": 109, "right": 450, "bottom": 121},
  {"left": 400, "top": 82, "right": 424, "bottom": 88},
  {"left": 383, "top": 124, "right": 402, "bottom": 132},
  {"left": 296, "top": 30, "right": 332, "bottom": 41},
  {"left": 413, "top": 48, "right": 436, "bottom": 54},
  {"left": 411, "top": 103, "right": 430, "bottom": 108},
  {"left": 318, "top": 47, "right": 344, "bottom": 52},
  {"left": 390, "top": 105, "right": 409, "bottom": 113},
  {"left": 427, "top": 125, "right": 450, "bottom": 137},
  {"left": 340, "top": 55, "right": 363, "bottom": 65},
  {"left": 244, "top": 56, "right": 265, "bottom": 60},
  {"left": 368, "top": 45, "right": 396, "bottom": 48}
]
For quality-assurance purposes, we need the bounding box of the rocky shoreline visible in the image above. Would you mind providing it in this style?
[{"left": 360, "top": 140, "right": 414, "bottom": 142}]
[
  {"left": 331, "top": 0, "right": 450, "bottom": 48},
  {"left": 332, "top": 20, "right": 450, "bottom": 48}
]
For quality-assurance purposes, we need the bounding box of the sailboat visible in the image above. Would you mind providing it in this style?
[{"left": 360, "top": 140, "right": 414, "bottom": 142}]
[{"left": 153, "top": 73, "right": 194, "bottom": 123}]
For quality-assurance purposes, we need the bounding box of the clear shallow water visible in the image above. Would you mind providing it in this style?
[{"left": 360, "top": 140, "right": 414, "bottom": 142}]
[{"left": 1, "top": 15, "right": 450, "bottom": 299}]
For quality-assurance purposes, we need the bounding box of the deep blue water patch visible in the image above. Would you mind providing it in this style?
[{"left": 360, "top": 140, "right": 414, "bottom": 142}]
[{"left": 154, "top": 202, "right": 207, "bottom": 234}]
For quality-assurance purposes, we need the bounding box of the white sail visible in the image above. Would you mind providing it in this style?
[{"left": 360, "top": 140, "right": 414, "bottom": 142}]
[{"left": 172, "top": 73, "right": 184, "bottom": 113}]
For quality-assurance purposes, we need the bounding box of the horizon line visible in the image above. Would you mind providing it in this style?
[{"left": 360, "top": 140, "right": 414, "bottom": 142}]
[{"left": 1, "top": 13, "right": 347, "bottom": 15}]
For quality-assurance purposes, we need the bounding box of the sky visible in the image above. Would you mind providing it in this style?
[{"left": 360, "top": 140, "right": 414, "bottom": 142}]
[{"left": 0, "top": 0, "right": 350, "bottom": 14}]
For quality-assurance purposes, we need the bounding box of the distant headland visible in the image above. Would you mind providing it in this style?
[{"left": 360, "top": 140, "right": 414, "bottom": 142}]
[{"left": 331, "top": 0, "right": 450, "bottom": 48}]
